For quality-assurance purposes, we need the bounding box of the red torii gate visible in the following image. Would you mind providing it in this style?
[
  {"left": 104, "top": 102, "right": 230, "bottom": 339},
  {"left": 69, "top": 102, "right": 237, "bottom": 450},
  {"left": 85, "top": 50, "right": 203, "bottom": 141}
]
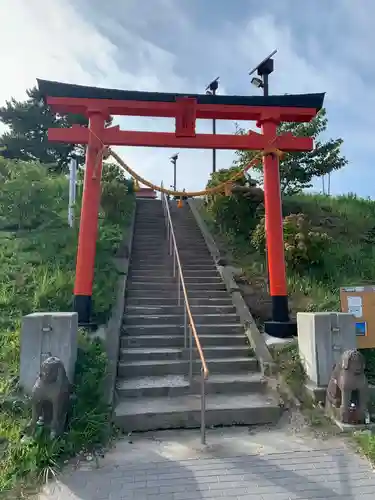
[{"left": 38, "top": 79, "right": 324, "bottom": 337}]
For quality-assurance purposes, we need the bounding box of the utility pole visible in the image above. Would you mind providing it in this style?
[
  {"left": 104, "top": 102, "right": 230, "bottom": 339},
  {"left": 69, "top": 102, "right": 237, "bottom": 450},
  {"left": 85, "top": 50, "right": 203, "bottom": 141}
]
[
  {"left": 68, "top": 157, "right": 77, "bottom": 228},
  {"left": 170, "top": 153, "right": 178, "bottom": 192},
  {"left": 205, "top": 77, "right": 220, "bottom": 173}
]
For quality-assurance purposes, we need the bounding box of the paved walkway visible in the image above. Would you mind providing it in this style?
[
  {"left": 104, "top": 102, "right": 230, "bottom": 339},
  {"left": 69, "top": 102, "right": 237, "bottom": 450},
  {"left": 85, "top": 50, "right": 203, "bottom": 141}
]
[{"left": 39, "top": 423, "right": 375, "bottom": 500}]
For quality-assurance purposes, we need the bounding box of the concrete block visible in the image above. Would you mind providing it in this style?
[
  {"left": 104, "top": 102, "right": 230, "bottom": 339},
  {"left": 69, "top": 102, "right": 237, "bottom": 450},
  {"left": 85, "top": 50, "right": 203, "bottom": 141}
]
[
  {"left": 20, "top": 312, "right": 78, "bottom": 395},
  {"left": 297, "top": 312, "right": 356, "bottom": 387}
]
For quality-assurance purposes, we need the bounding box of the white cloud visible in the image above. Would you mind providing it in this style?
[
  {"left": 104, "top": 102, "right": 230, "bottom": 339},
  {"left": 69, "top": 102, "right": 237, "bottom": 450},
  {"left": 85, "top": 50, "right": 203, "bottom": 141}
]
[
  {"left": 0, "top": 1, "right": 113, "bottom": 100},
  {"left": 0, "top": 0, "right": 374, "bottom": 197}
]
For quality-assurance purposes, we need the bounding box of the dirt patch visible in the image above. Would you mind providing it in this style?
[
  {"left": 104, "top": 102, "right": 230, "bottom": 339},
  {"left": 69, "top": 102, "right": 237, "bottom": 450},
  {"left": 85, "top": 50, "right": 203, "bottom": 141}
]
[{"left": 235, "top": 274, "right": 272, "bottom": 326}]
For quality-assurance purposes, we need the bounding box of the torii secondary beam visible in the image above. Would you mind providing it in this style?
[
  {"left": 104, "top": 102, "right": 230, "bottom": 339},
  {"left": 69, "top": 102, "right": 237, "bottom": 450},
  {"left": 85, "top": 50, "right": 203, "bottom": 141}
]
[{"left": 48, "top": 126, "right": 314, "bottom": 151}]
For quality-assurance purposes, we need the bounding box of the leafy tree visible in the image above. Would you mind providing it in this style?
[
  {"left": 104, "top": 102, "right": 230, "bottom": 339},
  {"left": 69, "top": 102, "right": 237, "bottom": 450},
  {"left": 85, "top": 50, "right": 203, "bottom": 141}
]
[
  {"left": 204, "top": 166, "right": 263, "bottom": 236},
  {"left": 234, "top": 108, "right": 347, "bottom": 195},
  {"left": 0, "top": 87, "right": 88, "bottom": 172}
]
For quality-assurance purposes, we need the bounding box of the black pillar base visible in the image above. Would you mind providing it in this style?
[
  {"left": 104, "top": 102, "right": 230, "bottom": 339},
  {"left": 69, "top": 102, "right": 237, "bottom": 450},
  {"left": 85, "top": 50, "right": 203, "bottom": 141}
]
[
  {"left": 73, "top": 294, "right": 96, "bottom": 328},
  {"left": 264, "top": 320, "right": 297, "bottom": 339},
  {"left": 271, "top": 295, "right": 290, "bottom": 322},
  {"left": 264, "top": 294, "right": 296, "bottom": 338}
]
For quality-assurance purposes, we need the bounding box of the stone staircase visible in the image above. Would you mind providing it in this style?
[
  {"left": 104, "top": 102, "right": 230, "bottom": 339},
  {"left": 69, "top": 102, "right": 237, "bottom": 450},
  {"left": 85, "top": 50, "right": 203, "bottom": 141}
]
[{"left": 114, "top": 199, "right": 280, "bottom": 432}]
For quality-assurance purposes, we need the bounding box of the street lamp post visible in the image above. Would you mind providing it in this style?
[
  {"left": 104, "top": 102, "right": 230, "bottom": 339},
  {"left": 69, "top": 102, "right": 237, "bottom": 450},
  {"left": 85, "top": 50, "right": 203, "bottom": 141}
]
[
  {"left": 249, "top": 50, "right": 295, "bottom": 337},
  {"left": 205, "top": 77, "right": 220, "bottom": 174},
  {"left": 170, "top": 153, "right": 178, "bottom": 192},
  {"left": 249, "top": 49, "right": 277, "bottom": 97},
  {"left": 249, "top": 51, "right": 277, "bottom": 297}
]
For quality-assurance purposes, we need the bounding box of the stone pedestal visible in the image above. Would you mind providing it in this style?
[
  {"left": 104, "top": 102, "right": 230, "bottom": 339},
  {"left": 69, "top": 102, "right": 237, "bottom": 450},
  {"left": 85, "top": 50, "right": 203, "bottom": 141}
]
[
  {"left": 297, "top": 312, "right": 356, "bottom": 393},
  {"left": 20, "top": 312, "right": 78, "bottom": 395}
]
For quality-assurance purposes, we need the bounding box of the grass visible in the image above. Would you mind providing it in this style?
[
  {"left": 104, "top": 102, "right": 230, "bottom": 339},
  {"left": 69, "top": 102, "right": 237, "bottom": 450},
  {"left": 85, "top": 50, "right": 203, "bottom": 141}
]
[
  {"left": 201, "top": 192, "right": 375, "bottom": 317},
  {"left": 200, "top": 190, "right": 375, "bottom": 462},
  {"left": 0, "top": 157, "right": 134, "bottom": 496}
]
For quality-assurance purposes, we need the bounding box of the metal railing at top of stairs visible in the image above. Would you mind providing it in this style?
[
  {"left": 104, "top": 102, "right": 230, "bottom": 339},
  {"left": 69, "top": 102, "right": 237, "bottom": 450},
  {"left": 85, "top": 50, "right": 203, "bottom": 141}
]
[{"left": 160, "top": 186, "right": 209, "bottom": 445}]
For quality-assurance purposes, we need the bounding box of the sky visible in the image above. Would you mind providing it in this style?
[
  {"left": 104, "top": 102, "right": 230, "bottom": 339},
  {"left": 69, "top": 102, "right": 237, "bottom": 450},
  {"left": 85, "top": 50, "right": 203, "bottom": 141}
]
[{"left": 0, "top": 0, "right": 374, "bottom": 197}]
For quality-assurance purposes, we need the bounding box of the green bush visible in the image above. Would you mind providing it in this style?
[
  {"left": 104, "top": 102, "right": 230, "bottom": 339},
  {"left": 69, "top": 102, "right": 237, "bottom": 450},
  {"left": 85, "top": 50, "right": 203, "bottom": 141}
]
[
  {"left": 251, "top": 213, "right": 332, "bottom": 271},
  {"left": 101, "top": 163, "right": 134, "bottom": 225},
  {"left": 205, "top": 167, "right": 262, "bottom": 236},
  {"left": 0, "top": 158, "right": 67, "bottom": 230}
]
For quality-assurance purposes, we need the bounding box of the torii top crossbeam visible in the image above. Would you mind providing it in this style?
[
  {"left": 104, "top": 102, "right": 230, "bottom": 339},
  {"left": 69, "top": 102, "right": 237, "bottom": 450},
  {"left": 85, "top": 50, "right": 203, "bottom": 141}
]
[{"left": 38, "top": 79, "right": 325, "bottom": 151}]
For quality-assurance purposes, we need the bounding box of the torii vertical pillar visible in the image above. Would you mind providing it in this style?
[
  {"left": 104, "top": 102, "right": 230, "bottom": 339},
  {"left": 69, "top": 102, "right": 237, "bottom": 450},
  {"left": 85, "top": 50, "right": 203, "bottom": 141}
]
[
  {"left": 73, "top": 111, "right": 106, "bottom": 325},
  {"left": 261, "top": 118, "right": 296, "bottom": 338}
]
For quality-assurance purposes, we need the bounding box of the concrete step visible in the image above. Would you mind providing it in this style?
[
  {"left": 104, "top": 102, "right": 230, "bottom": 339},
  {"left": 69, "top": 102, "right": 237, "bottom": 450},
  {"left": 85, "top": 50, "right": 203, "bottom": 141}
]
[
  {"left": 132, "top": 227, "right": 165, "bottom": 231},
  {"left": 168, "top": 243, "right": 209, "bottom": 249},
  {"left": 128, "top": 270, "right": 221, "bottom": 280},
  {"left": 121, "top": 333, "right": 247, "bottom": 348},
  {"left": 128, "top": 266, "right": 173, "bottom": 274},
  {"left": 124, "top": 305, "right": 236, "bottom": 315},
  {"left": 179, "top": 269, "right": 220, "bottom": 277},
  {"left": 127, "top": 279, "right": 177, "bottom": 288},
  {"left": 114, "top": 392, "right": 281, "bottom": 432},
  {"left": 134, "top": 224, "right": 164, "bottom": 227},
  {"left": 116, "top": 372, "right": 265, "bottom": 399},
  {"left": 123, "top": 314, "right": 239, "bottom": 326},
  {"left": 119, "top": 347, "right": 184, "bottom": 362},
  {"left": 132, "top": 230, "right": 165, "bottom": 234},
  {"left": 128, "top": 276, "right": 223, "bottom": 284},
  {"left": 127, "top": 282, "right": 227, "bottom": 291},
  {"left": 191, "top": 373, "right": 266, "bottom": 395},
  {"left": 131, "top": 239, "right": 168, "bottom": 243},
  {"left": 122, "top": 324, "right": 243, "bottom": 336},
  {"left": 131, "top": 252, "right": 171, "bottom": 258},
  {"left": 135, "top": 220, "right": 164, "bottom": 223},
  {"left": 129, "top": 262, "right": 216, "bottom": 269},
  {"left": 178, "top": 259, "right": 214, "bottom": 265},
  {"left": 129, "top": 260, "right": 172, "bottom": 267},
  {"left": 125, "top": 297, "right": 234, "bottom": 307},
  {"left": 125, "top": 289, "right": 229, "bottom": 299},
  {"left": 131, "top": 244, "right": 167, "bottom": 249},
  {"left": 186, "top": 345, "right": 250, "bottom": 359},
  {"left": 117, "top": 357, "right": 258, "bottom": 377},
  {"left": 175, "top": 234, "right": 207, "bottom": 240},
  {"left": 176, "top": 251, "right": 211, "bottom": 257},
  {"left": 130, "top": 261, "right": 216, "bottom": 267},
  {"left": 119, "top": 345, "right": 249, "bottom": 362},
  {"left": 116, "top": 375, "right": 190, "bottom": 398}
]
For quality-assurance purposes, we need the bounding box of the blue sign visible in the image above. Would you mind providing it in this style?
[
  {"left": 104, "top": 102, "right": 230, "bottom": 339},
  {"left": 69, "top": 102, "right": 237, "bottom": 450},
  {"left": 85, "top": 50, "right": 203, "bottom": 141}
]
[{"left": 355, "top": 322, "right": 367, "bottom": 336}]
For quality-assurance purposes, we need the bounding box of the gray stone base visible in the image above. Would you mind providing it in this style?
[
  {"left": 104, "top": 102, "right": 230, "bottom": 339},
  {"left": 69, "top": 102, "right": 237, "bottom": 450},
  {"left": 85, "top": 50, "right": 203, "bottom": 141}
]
[
  {"left": 305, "top": 381, "right": 375, "bottom": 405},
  {"left": 328, "top": 417, "right": 375, "bottom": 432},
  {"left": 264, "top": 334, "right": 296, "bottom": 350},
  {"left": 304, "top": 382, "right": 326, "bottom": 404}
]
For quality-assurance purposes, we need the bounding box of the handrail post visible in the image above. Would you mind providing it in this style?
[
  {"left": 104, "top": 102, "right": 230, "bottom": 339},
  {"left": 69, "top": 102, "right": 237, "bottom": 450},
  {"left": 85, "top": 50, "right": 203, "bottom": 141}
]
[
  {"left": 177, "top": 271, "right": 181, "bottom": 305},
  {"left": 173, "top": 247, "right": 176, "bottom": 277},
  {"left": 184, "top": 303, "right": 188, "bottom": 348},
  {"left": 201, "top": 368, "right": 206, "bottom": 445},
  {"left": 189, "top": 325, "right": 193, "bottom": 383}
]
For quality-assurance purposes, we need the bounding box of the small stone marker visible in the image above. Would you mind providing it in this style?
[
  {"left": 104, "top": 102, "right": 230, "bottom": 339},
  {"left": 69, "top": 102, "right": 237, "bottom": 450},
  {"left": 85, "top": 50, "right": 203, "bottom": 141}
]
[
  {"left": 20, "top": 312, "right": 78, "bottom": 395},
  {"left": 297, "top": 312, "right": 356, "bottom": 388}
]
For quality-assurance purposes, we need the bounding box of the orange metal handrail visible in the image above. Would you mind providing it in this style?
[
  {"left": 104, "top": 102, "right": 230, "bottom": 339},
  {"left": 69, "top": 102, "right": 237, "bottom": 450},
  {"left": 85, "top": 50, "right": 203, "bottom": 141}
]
[{"left": 161, "top": 187, "right": 209, "bottom": 444}]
